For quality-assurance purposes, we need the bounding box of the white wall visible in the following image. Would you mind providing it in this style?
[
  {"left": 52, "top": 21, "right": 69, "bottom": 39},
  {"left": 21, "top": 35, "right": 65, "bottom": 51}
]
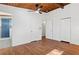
[
  {"left": 0, "top": 4, "right": 44, "bottom": 46},
  {"left": 46, "top": 12, "right": 53, "bottom": 39},
  {"left": 46, "top": 8, "right": 63, "bottom": 41},
  {"left": 0, "top": 39, "right": 11, "bottom": 48},
  {"left": 46, "top": 3, "right": 79, "bottom": 45},
  {"left": 68, "top": 4, "right": 79, "bottom": 44}
]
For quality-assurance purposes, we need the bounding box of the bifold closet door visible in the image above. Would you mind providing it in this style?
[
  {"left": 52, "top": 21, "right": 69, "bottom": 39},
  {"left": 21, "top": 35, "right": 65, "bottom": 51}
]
[{"left": 60, "top": 18, "right": 71, "bottom": 42}]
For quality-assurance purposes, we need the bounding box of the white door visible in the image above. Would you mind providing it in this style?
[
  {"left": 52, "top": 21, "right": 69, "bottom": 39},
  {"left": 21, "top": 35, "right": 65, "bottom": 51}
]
[{"left": 60, "top": 17, "right": 71, "bottom": 42}]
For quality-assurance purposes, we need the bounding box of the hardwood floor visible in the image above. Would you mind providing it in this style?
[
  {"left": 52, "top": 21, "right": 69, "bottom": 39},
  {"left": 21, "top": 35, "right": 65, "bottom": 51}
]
[{"left": 0, "top": 39, "right": 79, "bottom": 55}]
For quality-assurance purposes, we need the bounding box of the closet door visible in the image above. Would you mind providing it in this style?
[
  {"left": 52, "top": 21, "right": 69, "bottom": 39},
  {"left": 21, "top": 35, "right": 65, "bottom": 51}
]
[{"left": 60, "top": 17, "right": 71, "bottom": 42}]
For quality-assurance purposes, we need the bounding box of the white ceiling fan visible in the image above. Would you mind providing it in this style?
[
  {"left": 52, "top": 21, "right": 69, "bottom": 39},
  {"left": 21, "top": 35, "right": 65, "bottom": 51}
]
[{"left": 27, "top": 4, "right": 43, "bottom": 14}]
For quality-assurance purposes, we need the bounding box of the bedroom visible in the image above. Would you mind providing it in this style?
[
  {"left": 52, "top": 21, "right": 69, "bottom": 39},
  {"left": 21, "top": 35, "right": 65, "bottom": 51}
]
[{"left": 0, "top": 3, "right": 79, "bottom": 55}]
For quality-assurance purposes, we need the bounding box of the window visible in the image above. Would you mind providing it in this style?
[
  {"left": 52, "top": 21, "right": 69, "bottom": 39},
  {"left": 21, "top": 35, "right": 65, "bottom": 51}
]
[{"left": 1, "top": 18, "right": 11, "bottom": 38}]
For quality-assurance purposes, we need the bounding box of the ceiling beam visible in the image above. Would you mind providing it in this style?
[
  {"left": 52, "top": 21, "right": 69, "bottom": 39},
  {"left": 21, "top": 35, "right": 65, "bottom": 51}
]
[{"left": 54, "top": 3, "right": 64, "bottom": 9}]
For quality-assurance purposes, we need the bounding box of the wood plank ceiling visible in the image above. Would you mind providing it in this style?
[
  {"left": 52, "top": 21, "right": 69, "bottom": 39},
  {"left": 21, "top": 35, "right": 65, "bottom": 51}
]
[{"left": 1, "top": 3, "right": 69, "bottom": 12}]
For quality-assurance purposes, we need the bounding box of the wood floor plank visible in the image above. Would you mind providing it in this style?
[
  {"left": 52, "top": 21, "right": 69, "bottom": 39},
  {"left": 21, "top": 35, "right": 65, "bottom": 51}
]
[{"left": 0, "top": 39, "right": 79, "bottom": 55}]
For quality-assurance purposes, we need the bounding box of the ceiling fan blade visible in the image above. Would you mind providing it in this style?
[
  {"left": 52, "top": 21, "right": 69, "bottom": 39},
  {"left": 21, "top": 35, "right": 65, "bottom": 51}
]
[
  {"left": 35, "top": 3, "right": 42, "bottom": 10},
  {"left": 39, "top": 11, "right": 42, "bottom": 14},
  {"left": 38, "top": 9, "right": 42, "bottom": 14}
]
